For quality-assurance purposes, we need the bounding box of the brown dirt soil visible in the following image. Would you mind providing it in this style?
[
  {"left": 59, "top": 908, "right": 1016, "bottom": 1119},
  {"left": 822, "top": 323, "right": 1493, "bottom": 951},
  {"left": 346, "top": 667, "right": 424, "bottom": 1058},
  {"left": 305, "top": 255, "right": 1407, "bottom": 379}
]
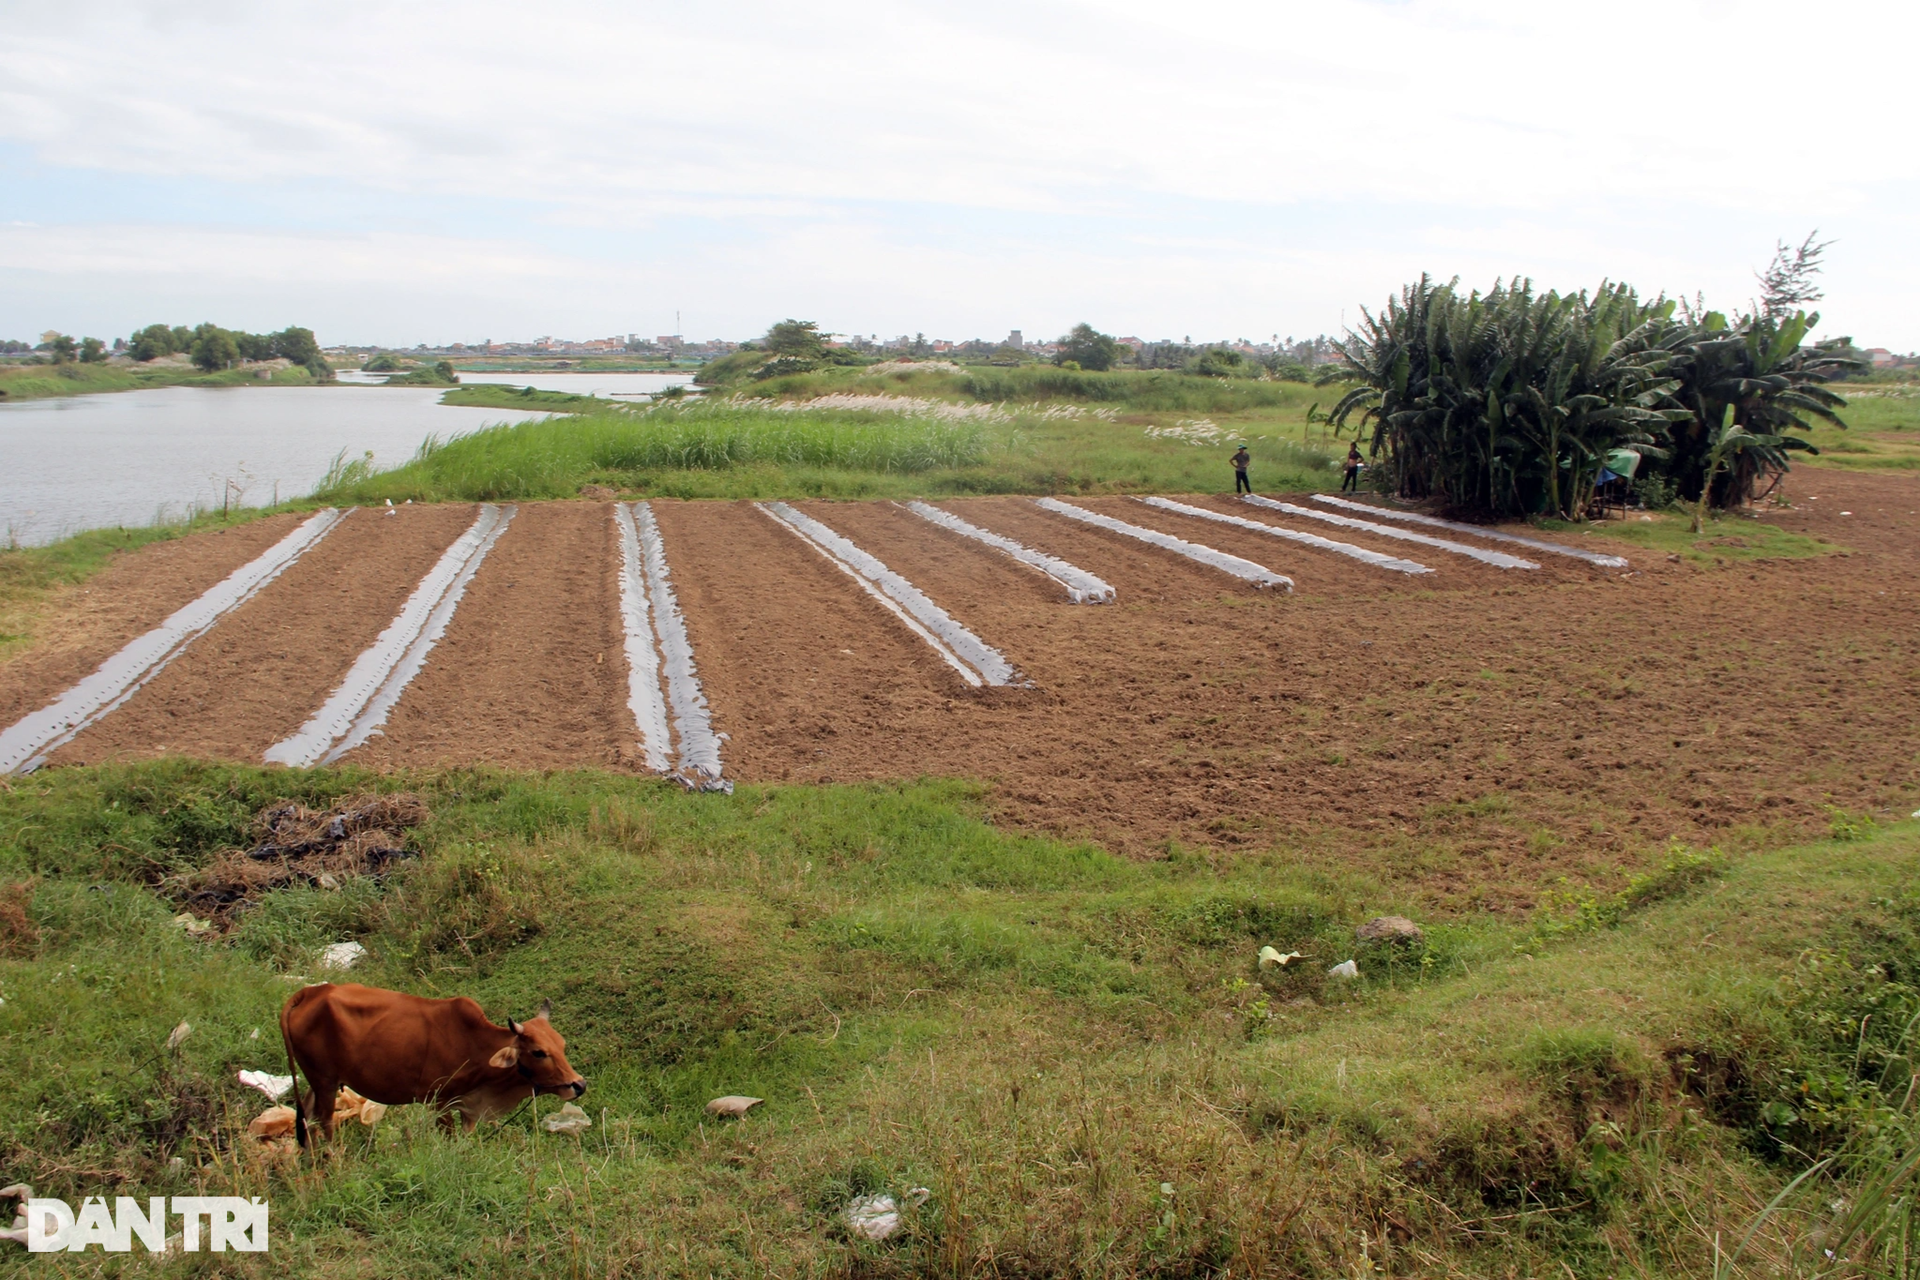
[
  {"left": 45, "top": 504, "right": 479, "bottom": 764},
  {"left": 346, "top": 501, "right": 634, "bottom": 771},
  {"left": 647, "top": 499, "right": 987, "bottom": 783},
  {"left": 0, "top": 512, "right": 309, "bottom": 728},
  {"left": 11, "top": 472, "right": 1920, "bottom": 910}
]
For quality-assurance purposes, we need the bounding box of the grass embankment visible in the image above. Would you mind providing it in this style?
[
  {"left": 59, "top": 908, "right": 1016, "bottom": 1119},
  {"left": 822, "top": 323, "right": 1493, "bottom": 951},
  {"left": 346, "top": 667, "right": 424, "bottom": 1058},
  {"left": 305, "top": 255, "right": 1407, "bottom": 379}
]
[
  {"left": 1799, "top": 383, "right": 1920, "bottom": 472},
  {"left": 0, "top": 361, "right": 333, "bottom": 402},
  {"left": 0, "top": 510, "right": 281, "bottom": 662},
  {"left": 324, "top": 372, "right": 1340, "bottom": 504},
  {"left": 2, "top": 762, "right": 1918, "bottom": 1276},
  {"left": 439, "top": 384, "right": 607, "bottom": 413},
  {"left": 1549, "top": 510, "right": 1838, "bottom": 564}
]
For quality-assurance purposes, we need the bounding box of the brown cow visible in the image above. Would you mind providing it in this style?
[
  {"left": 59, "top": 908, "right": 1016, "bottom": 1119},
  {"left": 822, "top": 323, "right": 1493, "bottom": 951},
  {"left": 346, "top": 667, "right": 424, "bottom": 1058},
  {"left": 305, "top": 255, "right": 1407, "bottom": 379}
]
[{"left": 279, "top": 983, "right": 586, "bottom": 1145}]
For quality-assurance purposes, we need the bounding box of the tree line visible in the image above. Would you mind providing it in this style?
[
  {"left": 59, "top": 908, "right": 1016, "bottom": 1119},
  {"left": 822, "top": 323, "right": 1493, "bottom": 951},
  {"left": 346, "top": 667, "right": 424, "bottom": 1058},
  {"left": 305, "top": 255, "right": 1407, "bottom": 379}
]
[
  {"left": 6, "top": 323, "right": 333, "bottom": 380},
  {"left": 126, "top": 323, "right": 333, "bottom": 379}
]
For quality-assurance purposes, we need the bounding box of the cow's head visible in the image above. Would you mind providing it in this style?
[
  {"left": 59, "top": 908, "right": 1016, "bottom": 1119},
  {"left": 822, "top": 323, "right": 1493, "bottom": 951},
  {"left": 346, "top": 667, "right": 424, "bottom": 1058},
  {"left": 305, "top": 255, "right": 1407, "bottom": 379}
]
[{"left": 489, "top": 999, "right": 587, "bottom": 1099}]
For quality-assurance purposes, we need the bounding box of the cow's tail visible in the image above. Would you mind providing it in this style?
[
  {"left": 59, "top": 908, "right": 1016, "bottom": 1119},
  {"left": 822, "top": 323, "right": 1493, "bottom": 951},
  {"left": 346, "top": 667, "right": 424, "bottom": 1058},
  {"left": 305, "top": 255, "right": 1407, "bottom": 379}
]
[{"left": 280, "top": 995, "right": 309, "bottom": 1151}]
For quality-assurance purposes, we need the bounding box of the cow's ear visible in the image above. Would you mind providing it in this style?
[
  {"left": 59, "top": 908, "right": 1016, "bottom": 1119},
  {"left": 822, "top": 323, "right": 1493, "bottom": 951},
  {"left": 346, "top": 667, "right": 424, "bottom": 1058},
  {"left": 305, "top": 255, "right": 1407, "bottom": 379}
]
[
  {"left": 535, "top": 998, "right": 552, "bottom": 1022},
  {"left": 489, "top": 1043, "right": 520, "bottom": 1069}
]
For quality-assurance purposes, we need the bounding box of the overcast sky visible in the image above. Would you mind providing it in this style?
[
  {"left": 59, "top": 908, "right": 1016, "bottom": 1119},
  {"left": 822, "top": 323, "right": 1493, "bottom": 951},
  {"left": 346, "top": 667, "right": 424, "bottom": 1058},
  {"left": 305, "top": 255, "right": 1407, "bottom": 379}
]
[{"left": 3, "top": 1, "right": 1915, "bottom": 349}]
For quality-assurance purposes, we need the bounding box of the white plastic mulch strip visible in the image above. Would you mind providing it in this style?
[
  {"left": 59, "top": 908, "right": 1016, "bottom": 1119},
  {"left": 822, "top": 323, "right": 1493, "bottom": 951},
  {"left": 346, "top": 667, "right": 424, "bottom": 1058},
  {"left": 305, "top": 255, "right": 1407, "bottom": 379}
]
[
  {"left": 0, "top": 508, "right": 350, "bottom": 775},
  {"left": 265, "top": 504, "right": 516, "bottom": 767},
  {"left": 612, "top": 503, "right": 673, "bottom": 775},
  {"left": 758, "top": 502, "right": 1020, "bottom": 688},
  {"left": 1309, "top": 493, "right": 1630, "bottom": 567},
  {"left": 901, "top": 501, "right": 1116, "bottom": 603},
  {"left": 630, "top": 502, "right": 729, "bottom": 791},
  {"left": 1135, "top": 497, "right": 1432, "bottom": 576},
  {"left": 1033, "top": 497, "right": 1293, "bottom": 591},
  {"left": 1242, "top": 496, "right": 1538, "bottom": 570}
]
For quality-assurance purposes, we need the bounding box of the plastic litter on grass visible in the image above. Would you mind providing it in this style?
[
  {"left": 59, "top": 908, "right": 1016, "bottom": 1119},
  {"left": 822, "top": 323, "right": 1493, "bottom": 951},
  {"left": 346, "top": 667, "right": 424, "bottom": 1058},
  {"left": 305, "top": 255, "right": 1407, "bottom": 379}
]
[
  {"left": 1309, "top": 493, "right": 1630, "bottom": 567},
  {"left": 237, "top": 1070, "right": 293, "bottom": 1101},
  {"left": 266, "top": 504, "right": 516, "bottom": 766},
  {"left": 542, "top": 1103, "right": 592, "bottom": 1135},
  {"left": 1033, "top": 498, "right": 1292, "bottom": 590},
  {"left": 704, "top": 1095, "right": 763, "bottom": 1119},
  {"left": 901, "top": 501, "right": 1115, "bottom": 603},
  {"left": 1137, "top": 496, "right": 1430, "bottom": 575},
  {"left": 759, "top": 502, "right": 1023, "bottom": 688},
  {"left": 1242, "top": 496, "right": 1539, "bottom": 569},
  {"left": 843, "top": 1189, "right": 930, "bottom": 1242},
  {"left": 320, "top": 941, "right": 366, "bottom": 970},
  {"left": 0, "top": 507, "right": 348, "bottom": 774}
]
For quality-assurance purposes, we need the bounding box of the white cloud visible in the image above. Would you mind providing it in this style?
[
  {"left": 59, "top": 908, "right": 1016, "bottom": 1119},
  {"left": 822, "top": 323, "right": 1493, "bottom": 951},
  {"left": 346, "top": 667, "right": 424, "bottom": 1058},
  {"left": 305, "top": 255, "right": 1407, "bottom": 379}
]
[{"left": 1, "top": 0, "right": 1915, "bottom": 345}]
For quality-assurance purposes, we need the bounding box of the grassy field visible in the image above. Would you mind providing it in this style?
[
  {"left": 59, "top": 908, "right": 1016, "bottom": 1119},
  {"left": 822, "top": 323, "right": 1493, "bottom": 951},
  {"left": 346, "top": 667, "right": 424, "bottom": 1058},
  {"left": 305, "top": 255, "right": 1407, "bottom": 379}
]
[
  {"left": 0, "top": 360, "right": 332, "bottom": 401},
  {"left": 1798, "top": 383, "right": 1920, "bottom": 472},
  {"left": 2, "top": 762, "right": 1918, "bottom": 1276},
  {"left": 319, "top": 390, "right": 1341, "bottom": 505}
]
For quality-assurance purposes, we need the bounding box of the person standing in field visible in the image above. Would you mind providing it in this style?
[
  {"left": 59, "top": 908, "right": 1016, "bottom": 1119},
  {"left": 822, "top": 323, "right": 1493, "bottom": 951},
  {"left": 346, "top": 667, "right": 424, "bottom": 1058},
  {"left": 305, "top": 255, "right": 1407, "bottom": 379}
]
[
  {"left": 1231, "top": 444, "right": 1252, "bottom": 494},
  {"left": 1341, "top": 443, "right": 1363, "bottom": 493}
]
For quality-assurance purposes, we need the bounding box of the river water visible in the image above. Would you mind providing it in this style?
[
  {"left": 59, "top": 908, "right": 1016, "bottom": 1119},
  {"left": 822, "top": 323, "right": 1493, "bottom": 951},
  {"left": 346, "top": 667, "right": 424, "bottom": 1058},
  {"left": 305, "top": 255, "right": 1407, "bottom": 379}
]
[{"left": 0, "top": 373, "right": 694, "bottom": 547}]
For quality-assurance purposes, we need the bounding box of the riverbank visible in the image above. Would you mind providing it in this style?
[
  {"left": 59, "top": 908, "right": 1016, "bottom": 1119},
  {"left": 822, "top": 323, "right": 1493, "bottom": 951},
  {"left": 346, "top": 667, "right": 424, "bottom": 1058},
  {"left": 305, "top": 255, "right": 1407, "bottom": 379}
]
[{"left": 0, "top": 359, "right": 331, "bottom": 402}]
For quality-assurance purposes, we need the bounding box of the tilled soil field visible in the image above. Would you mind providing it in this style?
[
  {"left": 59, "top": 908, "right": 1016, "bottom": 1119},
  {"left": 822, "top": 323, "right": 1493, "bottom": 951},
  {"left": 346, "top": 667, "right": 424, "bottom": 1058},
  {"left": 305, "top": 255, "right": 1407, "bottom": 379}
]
[{"left": 7, "top": 473, "right": 1917, "bottom": 906}]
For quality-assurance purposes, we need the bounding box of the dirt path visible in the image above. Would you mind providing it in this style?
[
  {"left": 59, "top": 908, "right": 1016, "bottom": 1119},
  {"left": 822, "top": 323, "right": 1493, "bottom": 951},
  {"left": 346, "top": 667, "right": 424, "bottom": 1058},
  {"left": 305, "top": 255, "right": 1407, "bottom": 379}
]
[
  {"left": 347, "top": 501, "right": 634, "bottom": 771},
  {"left": 0, "top": 513, "right": 310, "bottom": 728},
  {"left": 50, "top": 505, "right": 478, "bottom": 764}
]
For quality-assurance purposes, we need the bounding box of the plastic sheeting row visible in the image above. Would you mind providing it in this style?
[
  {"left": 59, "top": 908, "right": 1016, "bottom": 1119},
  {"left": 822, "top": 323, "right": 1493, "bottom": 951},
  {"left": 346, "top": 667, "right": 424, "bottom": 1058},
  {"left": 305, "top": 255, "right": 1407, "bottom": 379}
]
[
  {"left": 615, "top": 502, "right": 729, "bottom": 791},
  {"left": 0, "top": 508, "right": 349, "bottom": 774},
  {"left": 759, "top": 501, "right": 1024, "bottom": 687}
]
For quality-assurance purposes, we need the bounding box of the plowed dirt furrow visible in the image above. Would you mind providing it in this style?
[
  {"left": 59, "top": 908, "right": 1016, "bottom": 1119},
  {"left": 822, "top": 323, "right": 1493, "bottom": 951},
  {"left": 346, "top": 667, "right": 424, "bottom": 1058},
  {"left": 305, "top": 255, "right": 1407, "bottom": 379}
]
[
  {"left": 649, "top": 499, "right": 987, "bottom": 783},
  {"left": 933, "top": 498, "right": 1269, "bottom": 605},
  {"left": 1147, "top": 494, "right": 1527, "bottom": 593},
  {"left": 348, "top": 502, "right": 633, "bottom": 772},
  {"left": 1228, "top": 495, "right": 1597, "bottom": 583},
  {"left": 1068, "top": 495, "right": 1398, "bottom": 597},
  {"left": 807, "top": 499, "right": 1243, "bottom": 695},
  {"left": 0, "top": 513, "right": 311, "bottom": 728},
  {"left": 51, "top": 505, "right": 478, "bottom": 764}
]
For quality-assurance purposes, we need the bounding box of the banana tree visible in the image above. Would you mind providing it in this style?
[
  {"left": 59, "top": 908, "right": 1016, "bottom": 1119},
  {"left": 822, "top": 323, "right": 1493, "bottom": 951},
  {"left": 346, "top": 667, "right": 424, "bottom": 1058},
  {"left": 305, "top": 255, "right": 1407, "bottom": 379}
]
[{"left": 1662, "top": 311, "right": 1858, "bottom": 508}]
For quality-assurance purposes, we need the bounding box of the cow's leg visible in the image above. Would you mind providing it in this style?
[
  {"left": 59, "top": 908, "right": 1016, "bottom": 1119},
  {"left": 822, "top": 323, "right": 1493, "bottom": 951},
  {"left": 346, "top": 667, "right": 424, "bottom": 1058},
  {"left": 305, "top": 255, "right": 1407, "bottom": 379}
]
[{"left": 302, "top": 1069, "right": 340, "bottom": 1142}]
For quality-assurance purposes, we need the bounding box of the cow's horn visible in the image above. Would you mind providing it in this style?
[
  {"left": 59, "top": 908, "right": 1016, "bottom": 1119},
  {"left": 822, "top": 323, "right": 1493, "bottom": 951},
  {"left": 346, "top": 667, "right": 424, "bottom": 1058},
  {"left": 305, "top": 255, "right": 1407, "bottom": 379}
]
[{"left": 536, "top": 998, "right": 552, "bottom": 1021}]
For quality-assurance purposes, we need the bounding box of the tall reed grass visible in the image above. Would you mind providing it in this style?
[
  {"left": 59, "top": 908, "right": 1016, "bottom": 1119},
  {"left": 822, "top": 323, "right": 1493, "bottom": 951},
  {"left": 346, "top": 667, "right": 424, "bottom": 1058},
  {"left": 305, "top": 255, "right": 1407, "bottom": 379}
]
[{"left": 316, "top": 401, "right": 990, "bottom": 503}]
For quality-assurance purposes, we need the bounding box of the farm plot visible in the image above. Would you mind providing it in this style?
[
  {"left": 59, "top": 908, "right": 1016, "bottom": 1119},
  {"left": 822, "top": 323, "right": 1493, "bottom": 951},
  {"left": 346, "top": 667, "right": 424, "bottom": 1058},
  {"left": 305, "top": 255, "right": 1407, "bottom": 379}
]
[
  {"left": 343, "top": 501, "right": 637, "bottom": 774},
  {"left": 3, "top": 474, "right": 1915, "bottom": 900},
  {"left": 0, "top": 511, "right": 313, "bottom": 731},
  {"left": 42, "top": 504, "right": 481, "bottom": 766}
]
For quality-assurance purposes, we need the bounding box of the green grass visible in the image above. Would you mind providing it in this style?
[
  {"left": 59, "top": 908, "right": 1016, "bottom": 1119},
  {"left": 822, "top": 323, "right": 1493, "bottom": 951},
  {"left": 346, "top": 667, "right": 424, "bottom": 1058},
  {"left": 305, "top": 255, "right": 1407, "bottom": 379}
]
[
  {"left": 318, "top": 387, "right": 1339, "bottom": 505},
  {"left": 5, "top": 761, "right": 1920, "bottom": 1275},
  {"left": 439, "top": 384, "right": 606, "bottom": 413},
  {"left": 0, "top": 361, "right": 330, "bottom": 401},
  {"left": 1545, "top": 509, "right": 1841, "bottom": 564},
  {"left": 1794, "top": 382, "right": 1920, "bottom": 473}
]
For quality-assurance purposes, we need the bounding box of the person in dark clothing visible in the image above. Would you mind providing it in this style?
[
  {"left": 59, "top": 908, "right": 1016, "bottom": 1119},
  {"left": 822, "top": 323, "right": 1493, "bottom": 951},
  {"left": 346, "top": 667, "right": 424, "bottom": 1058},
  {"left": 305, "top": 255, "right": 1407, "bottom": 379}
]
[
  {"left": 1231, "top": 445, "right": 1251, "bottom": 494},
  {"left": 1341, "top": 443, "right": 1363, "bottom": 493}
]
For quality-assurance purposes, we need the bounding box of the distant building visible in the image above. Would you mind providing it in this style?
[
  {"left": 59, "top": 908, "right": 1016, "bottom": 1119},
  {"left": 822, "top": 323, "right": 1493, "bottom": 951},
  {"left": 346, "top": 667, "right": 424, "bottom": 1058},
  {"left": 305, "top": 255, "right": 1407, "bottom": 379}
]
[
  {"left": 1868, "top": 348, "right": 1897, "bottom": 368},
  {"left": 1005, "top": 330, "right": 1024, "bottom": 348}
]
